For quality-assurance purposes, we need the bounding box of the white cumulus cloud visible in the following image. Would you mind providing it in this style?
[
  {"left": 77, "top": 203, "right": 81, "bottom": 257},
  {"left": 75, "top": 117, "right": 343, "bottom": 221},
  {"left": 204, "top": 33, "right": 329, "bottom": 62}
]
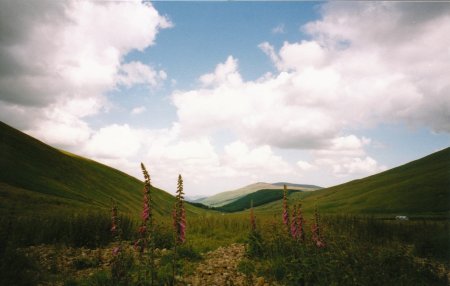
[
  {"left": 131, "top": 106, "right": 147, "bottom": 115},
  {"left": 172, "top": 2, "right": 450, "bottom": 155},
  {"left": 0, "top": 0, "right": 171, "bottom": 146},
  {"left": 116, "top": 61, "right": 167, "bottom": 88}
]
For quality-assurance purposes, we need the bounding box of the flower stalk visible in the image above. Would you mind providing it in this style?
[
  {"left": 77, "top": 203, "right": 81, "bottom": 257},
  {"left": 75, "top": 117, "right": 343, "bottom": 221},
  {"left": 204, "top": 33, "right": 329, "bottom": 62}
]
[
  {"left": 250, "top": 200, "right": 256, "bottom": 233},
  {"left": 296, "top": 203, "right": 305, "bottom": 242},
  {"left": 282, "top": 184, "right": 290, "bottom": 230},
  {"left": 290, "top": 204, "right": 298, "bottom": 238},
  {"left": 135, "top": 163, "right": 156, "bottom": 285},
  {"left": 110, "top": 200, "right": 126, "bottom": 284},
  {"left": 173, "top": 174, "right": 186, "bottom": 244},
  {"left": 172, "top": 174, "right": 186, "bottom": 283},
  {"left": 311, "top": 205, "right": 326, "bottom": 248}
]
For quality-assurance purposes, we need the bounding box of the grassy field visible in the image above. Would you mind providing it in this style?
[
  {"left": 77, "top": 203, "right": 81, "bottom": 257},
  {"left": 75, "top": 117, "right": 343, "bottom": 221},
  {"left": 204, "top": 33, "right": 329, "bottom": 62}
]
[
  {"left": 0, "top": 121, "right": 207, "bottom": 217},
  {"left": 241, "top": 214, "right": 449, "bottom": 286},
  {"left": 1, "top": 121, "right": 449, "bottom": 285},
  {"left": 1, "top": 210, "right": 448, "bottom": 285},
  {"left": 256, "top": 147, "right": 450, "bottom": 218}
]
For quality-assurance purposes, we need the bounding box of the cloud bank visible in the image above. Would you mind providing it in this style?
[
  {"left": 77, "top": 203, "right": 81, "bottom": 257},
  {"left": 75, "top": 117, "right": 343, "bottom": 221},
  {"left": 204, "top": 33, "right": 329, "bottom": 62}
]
[
  {"left": 0, "top": 0, "right": 170, "bottom": 142},
  {"left": 1, "top": 2, "right": 447, "bottom": 195}
]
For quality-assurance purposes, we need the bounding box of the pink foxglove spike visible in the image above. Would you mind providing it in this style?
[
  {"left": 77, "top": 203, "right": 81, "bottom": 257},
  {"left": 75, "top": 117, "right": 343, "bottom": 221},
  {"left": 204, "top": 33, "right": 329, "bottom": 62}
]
[
  {"left": 290, "top": 206, "right": 297, "bottom": 238},
  {"left": 282, "top": 185, "right": 290, "bottom": 227}
]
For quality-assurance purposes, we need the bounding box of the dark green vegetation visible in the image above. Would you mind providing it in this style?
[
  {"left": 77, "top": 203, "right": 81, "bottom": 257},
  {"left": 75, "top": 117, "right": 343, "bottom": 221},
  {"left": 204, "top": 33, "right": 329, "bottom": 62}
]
[
  {"left": 2, "top": 212, "right": 448, "bottom": 285},
  {"left": 0, "top": 121, "right": 205, "bottom": 217},
  {"left": 1, "top": 121, "right": 449, "bottom": 285},
  {"left": 217, "top": 189, "right": 302, "bottom": 212},
  {"left": 272, "top": 182, "right": 322, "bottom": 189},
  {"left": 256, "top": 147, "right": 450, "bottom": 217},
  {"left": 198, "top": 182, "right": 321, "bottom": 207},
  {"left": 243, "top": 216, "right": 449, "bottom": 285}
]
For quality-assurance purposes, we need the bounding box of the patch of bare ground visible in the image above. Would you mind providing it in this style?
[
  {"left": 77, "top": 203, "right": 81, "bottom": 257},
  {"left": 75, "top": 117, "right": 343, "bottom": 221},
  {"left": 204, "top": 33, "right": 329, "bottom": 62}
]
[{"left": 183, "top": 243, "right": 272, "bottom": 286}]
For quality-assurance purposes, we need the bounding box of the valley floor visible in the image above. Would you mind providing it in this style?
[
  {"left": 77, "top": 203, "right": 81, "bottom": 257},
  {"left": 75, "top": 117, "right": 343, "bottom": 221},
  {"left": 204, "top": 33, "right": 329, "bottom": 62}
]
[{"left": 183, "top": 243, "right": 248, "bottom": 286}]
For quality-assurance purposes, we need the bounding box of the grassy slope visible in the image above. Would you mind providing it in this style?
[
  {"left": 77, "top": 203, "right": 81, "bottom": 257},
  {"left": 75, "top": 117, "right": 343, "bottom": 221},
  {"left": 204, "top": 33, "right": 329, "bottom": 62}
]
[
  {"left": 0, "top": 121, "right": 206, "bottom": 217},
  {"left": 217, "top": 189, "right": 301, "bottom": 212},
  {"left": 272, "top": 182, "right": 322, "bottom": 189},
  {"left": 200, "top": 182, "right": 320, "bottom": 207},
  {"left": 256, "top": 147, "right": 450, "bottom": 217}
]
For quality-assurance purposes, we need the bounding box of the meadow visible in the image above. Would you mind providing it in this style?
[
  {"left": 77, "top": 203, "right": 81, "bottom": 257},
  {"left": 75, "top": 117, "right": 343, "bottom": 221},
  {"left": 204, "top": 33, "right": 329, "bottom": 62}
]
[
  {"left": 1, "top": 123, "right": 449, "bottom": 285},
  {"left": 1, "top": 207, "right": 448, "bottom": 285}
]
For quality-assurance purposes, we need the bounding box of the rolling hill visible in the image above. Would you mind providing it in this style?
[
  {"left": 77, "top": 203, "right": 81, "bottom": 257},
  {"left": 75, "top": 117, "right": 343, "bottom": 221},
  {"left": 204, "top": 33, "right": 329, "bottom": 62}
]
[
  {"left": 0, "top": 121, "right": 206, "bottom": 217},
  {"left": 216, "top": 189, "right": 302, "bottom": 213},
  {"left": 272, "top": 182, "right": 322, "bottom": 189},
  {"left": 255, "top": 147, "right": 450, "bottom": 217},
  {"left": 199, "top": 182, "right": 321, "bottom": 207}
]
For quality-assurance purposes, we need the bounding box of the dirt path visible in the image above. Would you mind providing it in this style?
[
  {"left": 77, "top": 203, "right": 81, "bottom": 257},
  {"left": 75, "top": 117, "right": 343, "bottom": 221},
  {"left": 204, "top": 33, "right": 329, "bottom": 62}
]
[{"left": 183, "top": 243, "right": 255, "bottom": 286}]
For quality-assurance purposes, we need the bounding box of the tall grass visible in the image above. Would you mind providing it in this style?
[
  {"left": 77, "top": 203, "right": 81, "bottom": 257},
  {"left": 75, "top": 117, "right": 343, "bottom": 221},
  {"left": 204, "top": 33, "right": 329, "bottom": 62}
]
[
  {"left": 323, "top": 215, "right": 450, "bottom": 261},
  {"left": 187, "top": 214, "right": 249, "bottom": 252},
  {"left": 244, "top": 215, "right": 449, "bottom": 285},
  {"left": 0, "top": 212, "right": 135, "bottom": 248},
  {"left": 1, "top": 206, "right": 448, "bottom": 285}
]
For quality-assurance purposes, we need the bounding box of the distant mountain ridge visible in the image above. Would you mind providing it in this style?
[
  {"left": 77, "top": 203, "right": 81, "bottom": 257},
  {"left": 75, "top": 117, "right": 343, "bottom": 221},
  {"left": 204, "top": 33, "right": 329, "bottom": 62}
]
[
  {"left": 272, "top": 182, "right": 322, "bottom": 189},
  {"left": 216, "top": 189, "right": 303, "bottom": 212},
  {"left": 185, "top": 195, "right": 207, "bottom": 203},
  {"left": 198, "top": 182, "right": 321, "bottom": 207}
]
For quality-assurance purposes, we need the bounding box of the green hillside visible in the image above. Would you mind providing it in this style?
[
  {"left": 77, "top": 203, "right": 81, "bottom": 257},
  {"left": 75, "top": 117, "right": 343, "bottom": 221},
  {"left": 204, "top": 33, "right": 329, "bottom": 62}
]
[
  {"left": 199, "top": 182, "right": 320, "bottom": 207},
  {"left": 272, "top": 182, "right": 322, "bottom": 189},
  {"left": 256, "top": 147, "right": 450, "bottom": 217},
  {"left": 217, "top": 189, "right": 302, "bottom": 212},
  {"left": 0, "top": 121, "right": 206, "bottom": 217}
]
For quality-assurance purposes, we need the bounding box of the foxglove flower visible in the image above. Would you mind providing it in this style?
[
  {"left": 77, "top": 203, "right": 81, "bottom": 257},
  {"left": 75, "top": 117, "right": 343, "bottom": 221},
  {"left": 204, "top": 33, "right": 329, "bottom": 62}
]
[
  {"left": 250, "top": 200, "right": 256, "bottom": 232},
  {"left": 142, "top": 194, "right": 150, "bottom": 221},
  {"left": 111, "top": 201, "right": 119, "bottom": 237},
  {"left": 282, "top": 184, "right": 290, "bottom": 227},
  {"left": 311, "top": 206, "right": 326, "bottom": 248},
  {"left": 136, "top": 163, "right": 153, "bottom": 254},
  {"left": 290, "top": 205, "right": 298, "bottom": 238},
  {"left": 180, "top": 205, "right": 186, "bottom": 242},
  {"left": 173, "top": 174, "right": 187, "bottom": 244},
  {"left": 296, "top": 204, "right": 305, "bottom": 241},
  {"left": 112, "top": 246, "right": 121, "bottom": 256}
]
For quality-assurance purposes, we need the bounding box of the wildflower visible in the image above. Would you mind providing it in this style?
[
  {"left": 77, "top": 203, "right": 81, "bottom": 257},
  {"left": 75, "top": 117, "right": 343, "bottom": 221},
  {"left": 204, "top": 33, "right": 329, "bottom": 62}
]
[
  {"left": 136, "top": 163, "right": 153, "bottom": 253},
  {"left": 111, "top": 200, "right": 119, "bottom": 238},
  {"left": 172, "top": 174, "right": 187, "bottom": 284},
  {"left": 180, "top": 205, "right": 186, "bottom": 243},
  {"left": 296, "top": 204, "right": 305, "bottom": 241},
  {"left": 316, "top": 240, "right": 326, "bottom": 248},
  {"left": 112, "top": 246, "right": 121, "bottom": 256},
  {"left": 173, "top": 174, "right": 186, "bottom": 244},
  {"left": 140, "top": 163, "right": 152, "bottom": 225},
  {"left": 134, "top": 239, "right": 142, "bottom": 251},
  {"left": 311, "top": 205, "right": 326, "bottom": 248},
  {"left": 290, "top": 205, "right": 298, "bottom": 238},
  {"left": 250, "top": 200, "right": 256, "bottom": 232},
  {"left": 138, "top": 225, "right": 146, "bottom": 234},
  {"left": 282, "top": 184, "right": 290, "bottom": 228},
  {"left": 142, "top": 194, "right": 150, "bottom": 221},
  {"left": 137, "top": 163, "right": 157, "bottom": 284}
]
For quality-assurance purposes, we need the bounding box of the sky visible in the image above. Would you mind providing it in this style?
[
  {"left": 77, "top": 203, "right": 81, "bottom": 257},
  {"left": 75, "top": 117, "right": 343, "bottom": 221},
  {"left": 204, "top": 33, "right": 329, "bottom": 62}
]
[{"left": 0, "top": 1, "right": 449, "bottom": 197}]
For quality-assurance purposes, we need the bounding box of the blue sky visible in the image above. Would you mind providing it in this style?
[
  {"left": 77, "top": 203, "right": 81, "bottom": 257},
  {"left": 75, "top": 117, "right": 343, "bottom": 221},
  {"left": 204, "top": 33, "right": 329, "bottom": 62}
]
[{"left": 0, "top": 1, "right": 449, "bottom": 196}]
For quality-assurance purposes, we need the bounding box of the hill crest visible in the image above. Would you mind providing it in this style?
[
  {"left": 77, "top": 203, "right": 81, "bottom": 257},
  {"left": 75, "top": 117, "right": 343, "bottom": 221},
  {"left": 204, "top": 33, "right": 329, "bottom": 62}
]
[
  {"left": 199, "top": 181, "right": 321, "bottom": 207},
  {"left": 0, "top": 121, "right": 206, "bottom": 216},
  {"left": 255, "top": 147, "right": 450, "bottom": 217}
]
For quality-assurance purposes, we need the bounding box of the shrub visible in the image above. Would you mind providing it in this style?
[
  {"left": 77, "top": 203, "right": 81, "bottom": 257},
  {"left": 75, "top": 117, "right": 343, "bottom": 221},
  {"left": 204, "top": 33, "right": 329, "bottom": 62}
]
[{"left": 0, "top": 245, "right": 41, "bottom": 286}]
